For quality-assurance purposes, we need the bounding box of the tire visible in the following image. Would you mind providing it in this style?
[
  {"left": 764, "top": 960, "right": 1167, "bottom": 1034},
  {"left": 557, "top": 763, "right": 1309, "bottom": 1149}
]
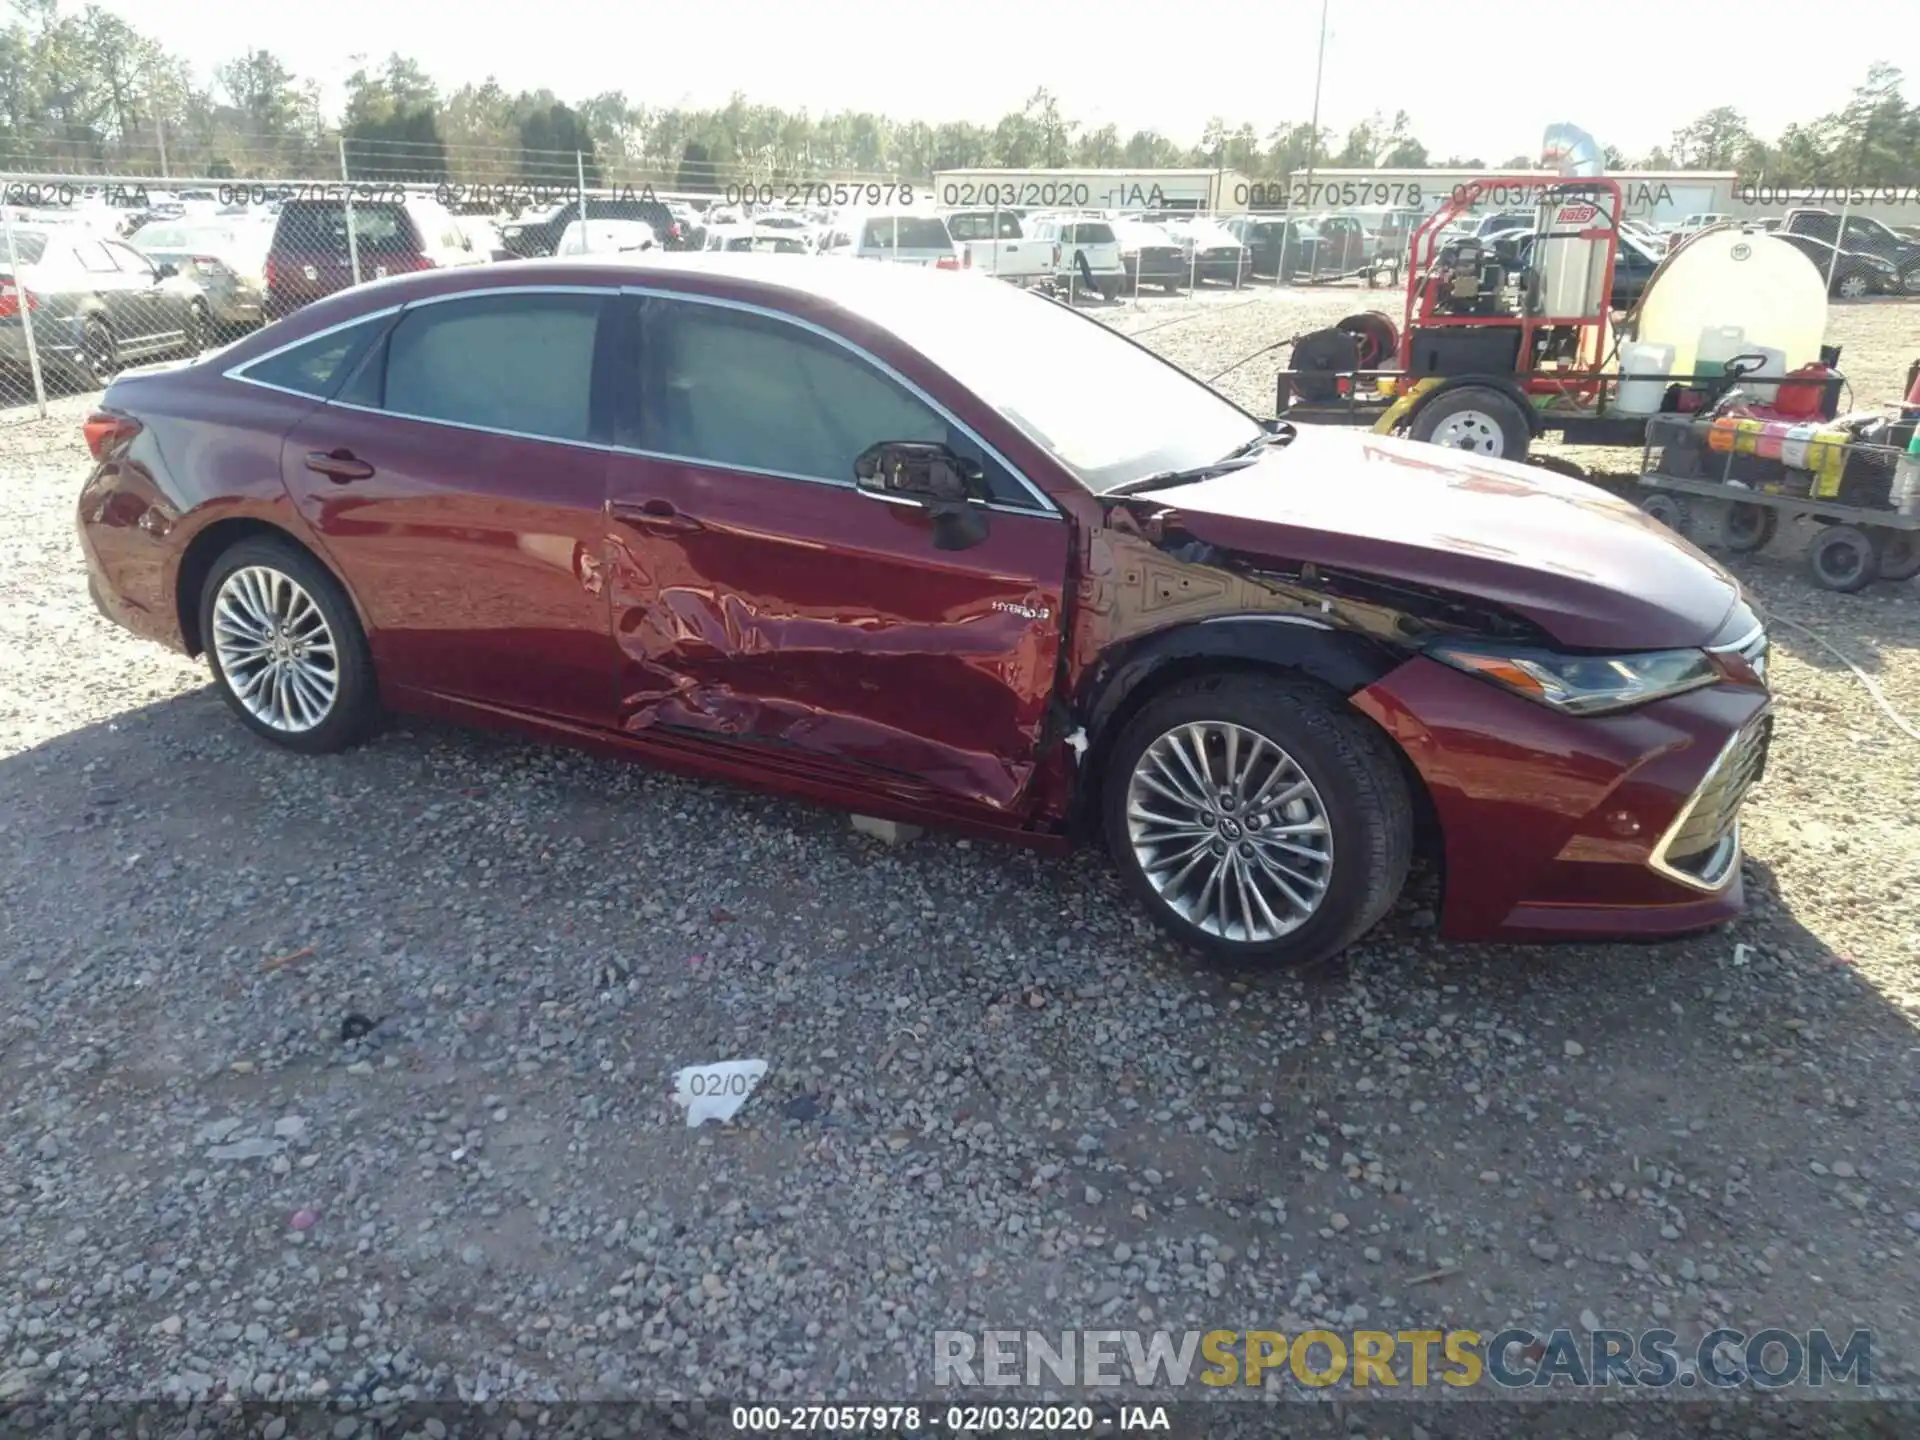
[
  {"left": 183, "top": 299, "right": 209, "bottom": 356},
  {"left": 1638, "top": 492, "right": 1692, "bottom": 536},
  {"left": 74, "top": 316, "right": 116, "bottom": 388},
  {"left": 1723, "top": 501, "right": 1778, "bottom": 554},
  {"left": 1834, "top": 270, "right": 1874, "bottom": 301},
  {"left": 1804, "top": 524, "right": 1881, "bottom": 593},
  {"left": 1101, "top": 674, "right": 1413, "bottom": 968},
  {"left": 1901, "top": 266, "right": 1920, "bottom": 297},
  {"left": 198, "top": 536, "right": 380, "bottom": 754},
  {"left": 1874, "top": 529, "right": 1920, "bottom": 582},
  {"left": 1408, "top": 386, "right": 1532, "bottom": 461}
]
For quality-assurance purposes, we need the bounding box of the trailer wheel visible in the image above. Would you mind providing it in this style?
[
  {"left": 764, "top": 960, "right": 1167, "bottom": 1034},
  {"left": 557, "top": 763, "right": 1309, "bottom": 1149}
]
[
  {"left": 1408, "top": 387, "right": 1531, "bottom": 461},
  {"left": 1723, "top": 502, "right": 1778, "bottom": 554},
  {"left": 1874, "top": 530, "right": 1920, "bottom": 583},
  {"left": 1805, "top": 525, "right": 1882, "bottom": 593},
  {"left": 1638, "top": 492, "right": 1692, "bottom": 537}
]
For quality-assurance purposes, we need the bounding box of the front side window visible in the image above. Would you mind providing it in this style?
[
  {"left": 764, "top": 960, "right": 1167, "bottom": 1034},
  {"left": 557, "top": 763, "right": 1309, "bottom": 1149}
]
[
  {"left": 637, "top": 298, "right": 947, "bottom": 483},
  {"left": 380, "top": 292, "right": 605, "bottom": 442}
]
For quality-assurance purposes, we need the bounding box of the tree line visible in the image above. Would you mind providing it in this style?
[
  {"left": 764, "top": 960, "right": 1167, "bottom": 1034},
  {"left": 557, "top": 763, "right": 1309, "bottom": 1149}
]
[{"left": 1, "top": 3, "right": 1913, "bottom": 192}]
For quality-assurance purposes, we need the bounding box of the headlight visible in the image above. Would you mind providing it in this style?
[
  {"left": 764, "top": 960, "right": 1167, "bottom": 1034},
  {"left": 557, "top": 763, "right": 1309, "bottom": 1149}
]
[{"left": 1425, "top": 641, "right": 1720, "bottom": 715}]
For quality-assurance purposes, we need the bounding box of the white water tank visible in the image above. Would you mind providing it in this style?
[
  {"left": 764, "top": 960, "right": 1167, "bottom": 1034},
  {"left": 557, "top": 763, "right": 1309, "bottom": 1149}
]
[{"left": 1636, "top": 232, "right": 1829, "bottom": 381}]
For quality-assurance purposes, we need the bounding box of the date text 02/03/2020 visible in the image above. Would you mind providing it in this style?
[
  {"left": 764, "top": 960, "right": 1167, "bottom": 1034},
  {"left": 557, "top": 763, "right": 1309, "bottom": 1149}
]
[{"left": 730, "top": 1405, "right": 1173, "bottom": 1432}]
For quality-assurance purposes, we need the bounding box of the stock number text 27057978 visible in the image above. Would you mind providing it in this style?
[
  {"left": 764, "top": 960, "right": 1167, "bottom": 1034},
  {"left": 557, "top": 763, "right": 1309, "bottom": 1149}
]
[
  {"left": 725, "top": 181, "right": 915, "bottom": 207},
  {"left": 1236, "top": 181, "right": 1426, "bottom": 209}
]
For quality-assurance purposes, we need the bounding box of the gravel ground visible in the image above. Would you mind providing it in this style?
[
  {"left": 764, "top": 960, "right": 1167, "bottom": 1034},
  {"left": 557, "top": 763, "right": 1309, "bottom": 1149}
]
[{"left": 3, "top": 289, "right": 1919, "bottom": 1436}]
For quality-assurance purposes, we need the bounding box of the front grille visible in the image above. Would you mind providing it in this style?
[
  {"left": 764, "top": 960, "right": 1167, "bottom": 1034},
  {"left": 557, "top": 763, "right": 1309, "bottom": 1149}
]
[{"left": 1656, "top": 715, "right": 1772, "bottom": 886}]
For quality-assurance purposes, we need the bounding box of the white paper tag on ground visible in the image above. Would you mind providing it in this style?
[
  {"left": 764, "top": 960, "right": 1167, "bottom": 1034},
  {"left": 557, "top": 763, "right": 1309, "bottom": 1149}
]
[{"left": 671, "top": 1059, "right": 768, "bottom": 1128}]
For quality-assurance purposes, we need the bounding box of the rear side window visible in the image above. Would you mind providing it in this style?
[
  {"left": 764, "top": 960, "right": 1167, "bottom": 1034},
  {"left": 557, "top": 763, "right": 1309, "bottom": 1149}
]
[
  {"left": 860, "top": 217, "right": 952, "bottom": 250},
  {"left": 1063, "top": 223, "right": 1115, "bottom": 245},
  {"left": 274, "top": 201, "right": 418, "bottom": 256},
  {"left": 4, "top": 231, "right": 49, "bottom": 264},
  {"left": 236, "top": 314, "right": 391, "bottom": 398},
  {"left": 380, "top": 292, "right": 605, "bottom": 442},
  {"left": 947, "top": 213, "right": 1022, "bottom": 241}
]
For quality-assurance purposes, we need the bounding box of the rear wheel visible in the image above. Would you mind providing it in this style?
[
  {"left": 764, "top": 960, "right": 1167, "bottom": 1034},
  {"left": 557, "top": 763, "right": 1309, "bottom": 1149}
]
[
  {"left": 1804, "top": 524, "right": 1881, "bottom": 592},
  {"left": 1102, "top": 674, "right": 1412, "bottom": 968},
  {"left": 1638, "top": 492, "right": 1693, "bottom": 536},
  {"left": 1723, "top": 501, "right": 1778, "bottom": 553},
  {"left": 1408, "top": 386, "right": 1532, "bottom": 461},
  {"left": 199, "top": 537, "right": 380, "bottom": 754}
]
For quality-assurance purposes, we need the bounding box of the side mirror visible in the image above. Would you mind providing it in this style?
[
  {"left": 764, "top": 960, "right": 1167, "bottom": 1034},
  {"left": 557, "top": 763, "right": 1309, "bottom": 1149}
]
[
  {"left": 154, "top": 261, "right": 178, "bottom": 279},
  {"left": 853, "top": 441, "right": 990, "bottom": 551}
]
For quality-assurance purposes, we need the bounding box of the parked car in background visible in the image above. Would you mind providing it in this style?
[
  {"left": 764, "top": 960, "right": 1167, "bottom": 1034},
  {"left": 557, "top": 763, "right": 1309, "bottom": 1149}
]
[
  {"left": 702, "top": 225, "right": 811, "bottom": 254},
  {"left": 1512, "top": 226, "right": 1664, "bottom": 310},
  {"left": 1780, "top": 209, "right": 1920, "bottom": 293},
  {"left": 1772, "top": 230, "right": 1906, "bottom": 300},
  {"left": 558, "top": 219, "right": 657, "bottom": 255},
  {"left": 1111, "top": 218, "right": 1187, "bottom": 293},
  {"left": 78, "top": 254, "right": 1775, "bottom": 966},
  {"left": 1288, "top": 214, "right": 1372, "bottom": 279},
  {"left": 499, "top": 196, "right": 691, "bottom": 257},
  {"left": 1, "top": 226, "right": 208, "bottom": 388},
  {"left": 1023, "top": 214, "right": 1125, "bottom": 296},
  {"left": 819, "top": 213, "right": 963, "bottom": 269},
  {"left": 456, "top": 216, "right": 514, "bottom": 262},
  {"left": 264, "top": 195, "right": 485, "bottom": 319},
  {"left": 1664, "top": 213, "right": 1731, "bottom": 251},
  {"left": 1224, "top": 214, "right": 1302, "bottom": 280},
  {"left": 943, "top": 210, "right": 1055, "bottom": 283},
  {"left": 129, "top": 217, "right": 273, "bottom": 338},
  {"left": 1162, "top": 218, "right": 1252, "bottom": 287}
]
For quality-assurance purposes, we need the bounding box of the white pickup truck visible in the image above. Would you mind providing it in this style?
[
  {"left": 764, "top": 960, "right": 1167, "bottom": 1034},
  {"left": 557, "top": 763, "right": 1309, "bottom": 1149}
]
[{"left": 943, "top": 209, "right": 1057, "bottom": 284}]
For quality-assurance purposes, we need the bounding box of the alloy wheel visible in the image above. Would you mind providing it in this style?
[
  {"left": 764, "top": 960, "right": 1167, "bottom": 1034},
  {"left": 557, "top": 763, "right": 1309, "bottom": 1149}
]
[
  {"left": 1125, "top": 721, "right": 1334, "bottom": 943},
  {"left": 211, "top": 565, "right": 341, "bottom": 732}
]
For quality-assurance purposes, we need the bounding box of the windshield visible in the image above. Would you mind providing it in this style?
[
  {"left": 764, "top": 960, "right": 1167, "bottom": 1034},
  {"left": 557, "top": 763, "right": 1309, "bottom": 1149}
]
[
  {"left": 5, "top": 231, "right": 52, "bottom": 264},
  {"left": 857, "top": 275, "right": 1261, "bottom": 492}
]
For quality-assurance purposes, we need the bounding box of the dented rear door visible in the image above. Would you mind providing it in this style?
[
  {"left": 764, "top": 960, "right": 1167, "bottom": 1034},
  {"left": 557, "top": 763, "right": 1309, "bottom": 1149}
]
[{"left": 603, "top": 291, "right": 1071, "bottom": 815}]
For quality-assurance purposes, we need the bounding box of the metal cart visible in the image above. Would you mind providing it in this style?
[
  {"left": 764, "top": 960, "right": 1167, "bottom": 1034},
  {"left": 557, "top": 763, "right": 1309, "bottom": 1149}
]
[{"left": 1634, "top": 413, "right": 1920, "bottom": 592}]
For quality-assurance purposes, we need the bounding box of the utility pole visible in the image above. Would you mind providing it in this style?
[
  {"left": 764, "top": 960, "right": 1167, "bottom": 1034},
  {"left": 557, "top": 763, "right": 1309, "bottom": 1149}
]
[{"left": 1302, "top": 0, "right": 1329, "bottom": 199}]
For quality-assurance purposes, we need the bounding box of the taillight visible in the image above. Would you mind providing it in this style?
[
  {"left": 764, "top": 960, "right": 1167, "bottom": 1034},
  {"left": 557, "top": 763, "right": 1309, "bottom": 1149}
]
[
  {"left": 263, "top": 255, "right": 280, "bottom": 290},
  {"left": 190, "top": 254, "right": 223, "bottom": 272},
  {"left": 961, "top": 247, "right": 972, "bottom": 269},
  {"left": 936, "top": 254, "right": 960, "bottom": 271},
  {"left": 0, "top": 281, "right": 39, "bottom": 319},
  {"left": 83, "top": 411, "right": 142, "bottom": 461},
  {"left": 1053, "top": 243, "right": 1062, "bottom": 267}
]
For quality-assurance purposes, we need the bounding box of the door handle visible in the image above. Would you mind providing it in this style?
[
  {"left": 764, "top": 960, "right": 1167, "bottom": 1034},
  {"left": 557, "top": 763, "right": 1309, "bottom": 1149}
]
[
  {"left": 609, "top": 497, "right": 701, "bottom": 533},
  {"left": 305, "top": 449, "right": 374, "bottom": 483}
]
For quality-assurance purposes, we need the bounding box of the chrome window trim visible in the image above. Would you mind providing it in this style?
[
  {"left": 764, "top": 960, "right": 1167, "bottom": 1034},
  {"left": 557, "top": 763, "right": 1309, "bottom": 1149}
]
[
  {"left": 222, "top": 302, "right": 406, "bottom": 399},
  {"left": 1645, "top": 715, "right": 1766, "bottom": 894},
  {"left": 618, "top": 282, "right": 1062, "bottom": 518},
  {"left": 223, "top": 281, "right": 1064, "bottom": 520}
]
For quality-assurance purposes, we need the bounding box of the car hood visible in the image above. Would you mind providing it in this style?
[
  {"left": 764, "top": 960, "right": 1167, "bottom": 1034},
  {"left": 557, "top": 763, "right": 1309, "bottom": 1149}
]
[{"left": 1147, "top": 427, "right": 1741, "bottom": 650}]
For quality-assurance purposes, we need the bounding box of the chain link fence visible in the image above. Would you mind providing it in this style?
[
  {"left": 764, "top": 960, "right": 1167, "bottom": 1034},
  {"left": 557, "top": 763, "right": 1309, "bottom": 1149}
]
[{"left": 8, "top": 133, "right": 1917, "bottom": 423}]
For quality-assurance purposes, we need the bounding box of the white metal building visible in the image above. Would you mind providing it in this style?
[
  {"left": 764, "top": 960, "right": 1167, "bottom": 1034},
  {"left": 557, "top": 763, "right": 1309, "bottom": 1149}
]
[{"left": 930, "top": 168, "right": 1257, "bottom": 215}]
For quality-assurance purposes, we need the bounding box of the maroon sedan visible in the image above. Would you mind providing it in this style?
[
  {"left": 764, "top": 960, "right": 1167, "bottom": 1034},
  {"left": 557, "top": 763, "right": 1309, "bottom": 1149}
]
[{"left": 78, "top": 255, "right": 1772, "bottom": 966}]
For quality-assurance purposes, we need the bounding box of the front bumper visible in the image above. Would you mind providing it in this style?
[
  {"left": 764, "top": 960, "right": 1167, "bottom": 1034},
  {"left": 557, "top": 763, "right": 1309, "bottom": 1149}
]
[{"left": 1352, "top": 655, "right": 1773, "bottom": 942}]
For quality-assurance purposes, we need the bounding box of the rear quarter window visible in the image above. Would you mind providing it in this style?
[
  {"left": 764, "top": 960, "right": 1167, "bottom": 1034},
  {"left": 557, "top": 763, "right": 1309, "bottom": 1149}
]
[
  {"left": 860, "top": 217, "right": 953, "bottom": 249},
  {"left": 235, "top": 314, "right": 392, "bottom": 398},
  {"left": 1064, "top": 223, "right": 1115, "bottom": 245}
]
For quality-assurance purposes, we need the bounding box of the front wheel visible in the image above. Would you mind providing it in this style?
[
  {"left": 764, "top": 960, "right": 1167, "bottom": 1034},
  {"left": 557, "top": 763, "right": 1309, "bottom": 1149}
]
[
  {"left": 1874, "top": 529, "right": 1920, "bottom": 582},
  {"left": 199, "top": 536, "right": 381, "bottom": 753},
  {"left": 1407, "top": 386, "right": 1532, "bottom": 461},
  {"left": 1102, "top": 675, "right": 1413, "bottom": 968},
  {"left": 1834, "top": 271, "right": 1874, "bottom": 300}
]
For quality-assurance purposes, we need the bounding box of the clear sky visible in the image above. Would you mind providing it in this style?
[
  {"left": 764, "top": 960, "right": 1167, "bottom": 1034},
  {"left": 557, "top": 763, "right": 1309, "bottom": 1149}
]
[{"left": 99, "top": 0, "right": 1909, "bottom": 161}]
